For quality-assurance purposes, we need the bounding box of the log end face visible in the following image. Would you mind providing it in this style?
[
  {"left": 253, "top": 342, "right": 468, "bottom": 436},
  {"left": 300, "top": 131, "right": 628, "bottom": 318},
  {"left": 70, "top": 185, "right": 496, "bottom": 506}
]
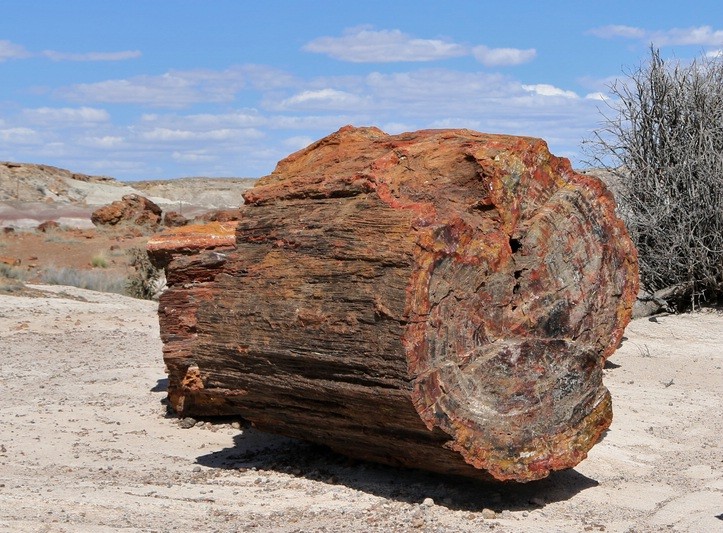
[
  {"left": 401, "top": 135, "right": 636, "bottom": 481},
  {"left": 446, "top": 387, "right": 613, "bottom": 482},
  {"left": 411, "top": 338, "right": 615, "bottom": 481}
]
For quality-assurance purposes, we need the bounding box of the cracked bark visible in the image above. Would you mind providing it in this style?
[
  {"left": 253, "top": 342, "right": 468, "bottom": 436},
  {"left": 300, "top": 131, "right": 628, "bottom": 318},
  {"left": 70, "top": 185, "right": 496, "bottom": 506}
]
[{"left": 148, "top": 126, "right": 638, "bottom": 482}]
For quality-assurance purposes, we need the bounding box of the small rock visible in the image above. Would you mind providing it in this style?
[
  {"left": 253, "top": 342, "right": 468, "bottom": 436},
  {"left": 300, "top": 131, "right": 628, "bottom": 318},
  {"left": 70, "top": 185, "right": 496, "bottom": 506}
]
[
  {"left": 192, "top": 466, "right": 201, "bottom": 472},
  {"left": 178, "top": 417, "right": 197, "bottom": 429},
  {"left": 163, "top": 211, "right": 189, "bottom": 228},
  {"left": 410, "top": 508, "right": 424, "bottom": 520},
  {"left": 482, "top": 508, "right": 496, "bottom": 519},
  {"left": 421, "top": 497, "right": 435, "bottom": 508},
  {"left": 37, "top": 220, "right": 60, "bottom": 233},
  {"left": 231, "top": 421, "right": 241, "bottom": 430}
]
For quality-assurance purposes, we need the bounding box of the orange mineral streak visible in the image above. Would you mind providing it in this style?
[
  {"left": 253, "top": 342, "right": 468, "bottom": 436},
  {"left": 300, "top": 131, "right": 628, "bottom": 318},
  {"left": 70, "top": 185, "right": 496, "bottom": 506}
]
[{"left": 146, "top": 221, "right": 238, "bottom": 268}]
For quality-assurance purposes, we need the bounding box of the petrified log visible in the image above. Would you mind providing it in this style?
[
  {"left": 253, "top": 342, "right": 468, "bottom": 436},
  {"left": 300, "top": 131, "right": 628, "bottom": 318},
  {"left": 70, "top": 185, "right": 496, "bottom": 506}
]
[{"left": 148, "top": 126, "right": 638, "bottom": 482}]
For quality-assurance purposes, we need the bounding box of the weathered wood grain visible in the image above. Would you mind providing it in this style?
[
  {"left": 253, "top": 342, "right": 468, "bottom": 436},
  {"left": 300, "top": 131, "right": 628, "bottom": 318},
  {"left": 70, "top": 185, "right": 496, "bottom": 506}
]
[{"left": 148, "top": 126, "right": 638, "bottom": 482}]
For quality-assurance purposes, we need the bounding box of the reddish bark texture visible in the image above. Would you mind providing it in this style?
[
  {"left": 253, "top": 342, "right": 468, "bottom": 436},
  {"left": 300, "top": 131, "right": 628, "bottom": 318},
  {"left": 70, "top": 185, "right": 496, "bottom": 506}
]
[{"left": 149, "top": 126, "right": 638, "bottom": 482}]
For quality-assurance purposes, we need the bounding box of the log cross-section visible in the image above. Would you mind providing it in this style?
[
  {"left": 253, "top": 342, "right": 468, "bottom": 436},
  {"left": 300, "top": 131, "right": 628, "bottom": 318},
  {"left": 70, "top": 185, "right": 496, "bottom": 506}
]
[{"left": 148, "top": 126, "right": 638, "bottom": 482}]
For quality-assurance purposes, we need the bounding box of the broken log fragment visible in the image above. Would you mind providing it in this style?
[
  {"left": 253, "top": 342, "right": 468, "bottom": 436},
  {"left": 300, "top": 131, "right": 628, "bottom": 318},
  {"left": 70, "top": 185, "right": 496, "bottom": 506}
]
[{"left": 148, "top": 126, "right": 638, "bottom": 482}]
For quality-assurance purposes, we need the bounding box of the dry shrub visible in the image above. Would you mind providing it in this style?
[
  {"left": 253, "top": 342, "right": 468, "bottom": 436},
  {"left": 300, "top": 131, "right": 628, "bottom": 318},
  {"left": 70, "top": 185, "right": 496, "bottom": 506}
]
[
  {"left": 126, "top": 247, "right": 164, "bottom": 300},
  {"left": 587, "top": 47, "right": 723, "bottom": 309},
  {"left": 0, "top": 263, "right": 26, "bottom": 280},
  {"left": 40, "top": 266, "right": 127, "bottom": 295}
]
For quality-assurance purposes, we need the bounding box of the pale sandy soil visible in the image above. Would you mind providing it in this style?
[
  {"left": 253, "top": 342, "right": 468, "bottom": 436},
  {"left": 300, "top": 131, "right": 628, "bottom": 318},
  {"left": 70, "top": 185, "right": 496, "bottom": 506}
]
[{"left": 0, "top": 285, "right": 721, "bottom": 533}]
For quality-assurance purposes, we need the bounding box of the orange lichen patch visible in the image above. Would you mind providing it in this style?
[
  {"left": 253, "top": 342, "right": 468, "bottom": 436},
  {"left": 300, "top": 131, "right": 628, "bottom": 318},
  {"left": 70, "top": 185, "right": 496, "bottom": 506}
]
[{"left": 146, "top": 221, "right": 238, "bottom": 268}]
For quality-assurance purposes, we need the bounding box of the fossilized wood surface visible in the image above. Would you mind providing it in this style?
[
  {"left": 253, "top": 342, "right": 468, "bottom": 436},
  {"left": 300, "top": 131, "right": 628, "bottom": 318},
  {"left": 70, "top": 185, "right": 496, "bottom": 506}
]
[{"left": 149, "top": 126, "right": 639, "bottom": 482}]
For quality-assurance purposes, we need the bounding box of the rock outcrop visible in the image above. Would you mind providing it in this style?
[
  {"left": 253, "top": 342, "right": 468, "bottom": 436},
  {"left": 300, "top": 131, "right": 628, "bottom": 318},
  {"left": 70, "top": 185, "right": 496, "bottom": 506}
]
[
  {"left": 0, "top": 161, "right": 127, "bottom": 203},
  {"left": 162, "top": 211, "right": 189, "bottom": 228},
  {"left": 91, "top": 194, "right": 162, "bottom": 229},
  {"left": 149, "top": 126, "right": 639, "bottom": 482}
]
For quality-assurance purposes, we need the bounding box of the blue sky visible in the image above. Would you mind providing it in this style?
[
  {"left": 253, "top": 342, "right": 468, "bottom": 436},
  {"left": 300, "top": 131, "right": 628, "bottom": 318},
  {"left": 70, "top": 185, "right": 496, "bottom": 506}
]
[{"left": 1, "top": 1, "right": 722, "bottom": 180}]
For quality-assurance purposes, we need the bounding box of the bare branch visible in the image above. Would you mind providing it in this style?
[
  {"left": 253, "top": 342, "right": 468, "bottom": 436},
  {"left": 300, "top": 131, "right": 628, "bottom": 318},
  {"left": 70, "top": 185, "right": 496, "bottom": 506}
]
[{"left": 586, "top": 46, "right": 723, "bottom": 309}]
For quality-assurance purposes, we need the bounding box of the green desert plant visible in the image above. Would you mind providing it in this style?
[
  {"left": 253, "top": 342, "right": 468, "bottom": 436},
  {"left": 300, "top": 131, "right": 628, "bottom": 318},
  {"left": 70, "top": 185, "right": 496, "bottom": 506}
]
[
  {"left": 587, "top": 47, "right": 723, "bottom": 310},
  {"left": 91, "top": 254, "right": 108, "bottom": 268},
  {"left": 126, "top": 247, "right": 164, "bottom": 300}
]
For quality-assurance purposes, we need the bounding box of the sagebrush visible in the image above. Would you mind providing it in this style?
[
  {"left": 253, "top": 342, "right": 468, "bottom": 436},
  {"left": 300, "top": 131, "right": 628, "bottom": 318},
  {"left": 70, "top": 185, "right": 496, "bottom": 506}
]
[{"left": 40, "top": 266, "right": 127, "bottom": 295}]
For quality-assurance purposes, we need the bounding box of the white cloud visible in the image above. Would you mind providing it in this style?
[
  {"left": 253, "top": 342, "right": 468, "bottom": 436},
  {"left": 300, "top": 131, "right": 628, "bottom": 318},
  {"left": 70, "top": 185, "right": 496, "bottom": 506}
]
[
  {"left": 268, "top": 114, "right": 360, "bottom": 131},
  {"left": 472, "top": 45, "right": 536, "bottom": 67},
  {"left": 654, "top": 26, "right": 723, "bottom": 46},
  {"left": 172, "top": 150, "right": 215, "bottom": 163},
  {"left": 279, "top": 88, "right": 364, "bottom": 109},
  {"left": 56, "top": 66, "right": 285, "bottom": 108},
  {"left": 705, "top": 49, "right": 723, "bottom": 58},
  {"left": 380, "top": 122, "right": 413, "bottom": 134},
  {"left": 80, "top": 135, "right": 126, "bottom": 148},
  {"left": 0, "top": 39, "right": 140, "bottom": 62},
  {"left": 304, "top": 27, "right": 468, "bottom": 62},
  {"left": 588, "top": 25, "right": 646, "bottom": 40},
  {"left": 0, "top": 40, "right": 30, "bottom": 61},
  {"left": 427, "top": 118, "right": 483, "bottom": 130},
  {"left": 589, "top": 24, "right": 723, "bottom": 46},
  {"left": 141, "top": 109, "right": 267, "bottom": 130},
  {"left": 139, "top": 127, "right": 263, "bottom": 142},
  {"left": 0, "top": 127, "right": 42, "bottom": 144},
  {"left": 522, "top": 84, "right": 579, "bottom": 99},
  {"left": 22, "top": 106, "right": 110, "bottom": 125},
  {"left": 57, "top": 72, "right": 232, "bottom": 108},
  {"left": 42, "top": 49, "right": 141, "bottom": 61},
  {"left": 363, "top": 69, "right": 515, "bottom": 106},
  {"left": 584, "top": 92, "right": 608, "bottom": 101}
]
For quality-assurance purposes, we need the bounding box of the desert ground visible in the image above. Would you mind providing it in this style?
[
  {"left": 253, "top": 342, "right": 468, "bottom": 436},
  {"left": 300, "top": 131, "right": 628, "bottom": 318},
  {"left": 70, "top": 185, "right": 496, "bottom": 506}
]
[{"left": 0, "top": 284, "right": 721, "bottom": 533}]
